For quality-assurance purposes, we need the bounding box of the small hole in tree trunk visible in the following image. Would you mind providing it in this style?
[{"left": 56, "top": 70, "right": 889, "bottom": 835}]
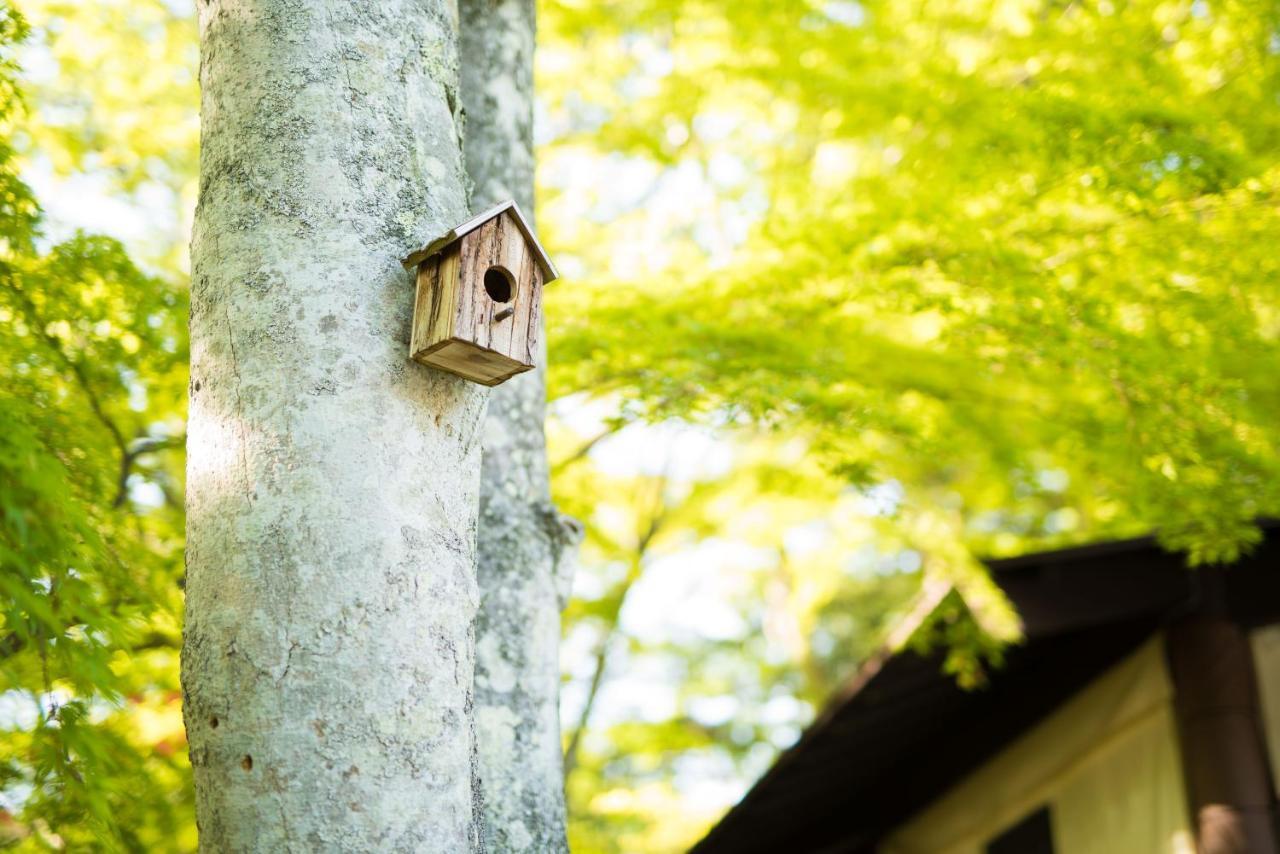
[
  {"left": 209, "top": 715, "right": 219, "bottom": 729},
  {"left": 240, "top": 755, "right": 253, "bottom": 772},
  {"left": 483, "top": 266, "right": 514, "bottom": 303}
]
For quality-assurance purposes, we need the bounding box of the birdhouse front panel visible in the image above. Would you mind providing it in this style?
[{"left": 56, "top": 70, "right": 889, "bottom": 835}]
[
  {"left": 455, "top": 210, "right": 543, "bottom": 369},
  {"left": 405, "top": 201, "right": 557, "bottom": 387},
  {"left": 411, "top": 246, "right": 529, "bottom": 387}
]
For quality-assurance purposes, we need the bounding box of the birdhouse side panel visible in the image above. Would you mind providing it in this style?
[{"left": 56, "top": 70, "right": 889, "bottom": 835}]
[
  {"left": 410, "top": 245, "right": 460, "bottom": 360},
  {"left": 455, "top": 210, "right": 541, "bottom": 368}
]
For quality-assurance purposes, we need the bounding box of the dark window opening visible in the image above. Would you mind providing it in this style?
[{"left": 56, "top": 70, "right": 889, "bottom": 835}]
[{"left": 986, "top": 806, "right": 1054, "bottom": 854}]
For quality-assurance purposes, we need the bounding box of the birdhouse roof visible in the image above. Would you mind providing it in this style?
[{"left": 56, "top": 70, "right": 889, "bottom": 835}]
[{"left": 401, "top": 199, "right": 559, "bottom": 282}]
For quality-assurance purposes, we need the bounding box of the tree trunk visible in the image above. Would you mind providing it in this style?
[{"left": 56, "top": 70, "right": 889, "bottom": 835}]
[
  {"left": 460, "top": 1, "right": 579, "bottom": 851},
  {"left": 183, "top": 2, "right": 486, "bottom": 850}
]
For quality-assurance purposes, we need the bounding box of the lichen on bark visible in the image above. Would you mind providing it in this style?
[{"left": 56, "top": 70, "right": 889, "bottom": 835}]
[{"left": 183, "top": 1, "right": 487, "bottom": 850}]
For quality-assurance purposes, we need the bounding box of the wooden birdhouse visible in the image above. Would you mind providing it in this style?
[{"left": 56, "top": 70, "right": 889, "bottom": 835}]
[{"left": 402, "top": 200, "right": 558, "bottom": 386}]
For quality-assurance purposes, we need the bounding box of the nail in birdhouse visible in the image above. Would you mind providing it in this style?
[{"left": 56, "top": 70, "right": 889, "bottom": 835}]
[{"left": 402, "top": 200, "right": 558, "bottom": 386}]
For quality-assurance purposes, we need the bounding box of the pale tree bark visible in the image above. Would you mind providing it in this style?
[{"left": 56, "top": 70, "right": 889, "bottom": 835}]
[
  {"left": 183, "top": 2, "right": 487, "bottom": 850},
  {"left": 460, "top": 1, "right": 580, "bottom": 851}
]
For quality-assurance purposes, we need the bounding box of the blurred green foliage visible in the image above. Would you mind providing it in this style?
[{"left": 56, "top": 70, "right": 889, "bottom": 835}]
[
  {"left": 0, "top": 3, "right": 191, "bottom": 848},
  {"left": 550, "top": 425, "right": 925, "bottom": 852},
  {"left": 542, "top": 0, "right": 1280, "bottom": 564},
  {"left": 538, "top": 0, "right": 1280, "bottom": 848}
]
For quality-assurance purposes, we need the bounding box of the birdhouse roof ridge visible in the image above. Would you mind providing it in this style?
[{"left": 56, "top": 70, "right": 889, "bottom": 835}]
[{"left": 401, "top": 199, "right": 559, "bottom": 282}]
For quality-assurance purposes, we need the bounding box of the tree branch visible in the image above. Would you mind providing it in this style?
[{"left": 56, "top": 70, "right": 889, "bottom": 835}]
[
  {"left": 114, "top": 435, "right": 185, "bottom": 508},
  {"left": 552, "top": 423, "right": 624, "bottom": 475},
  {"left": 8, "top": 281, "right": 133, "bottom": 506},
  {"left": 562, "top": 482, "right": 670, "bottom": 780}
]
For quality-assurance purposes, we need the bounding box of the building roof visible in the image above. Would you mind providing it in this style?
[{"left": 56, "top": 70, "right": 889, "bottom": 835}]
[
  {"left": 401, "top": 199, "right": 559, "bottom": 282},
  {"left": 692, "top": 524, "right": 1280, "bottom": 854}
]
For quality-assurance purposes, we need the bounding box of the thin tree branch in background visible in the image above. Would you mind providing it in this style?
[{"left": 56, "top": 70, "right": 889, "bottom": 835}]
[
  {"left": 563, "top": 475, "right": 670, "bottom": 780},
  {"left": 8, "top": 280, "right": 132, "bottom": 503},
  {"left": 114, "top": 435, "right": 185, "bottom": 508},
  {"left": 562, "top": 638, "right": 609, "bottom": 778},
  {"left": 552, "top": 423, "right": 624, "bottom": 475}
]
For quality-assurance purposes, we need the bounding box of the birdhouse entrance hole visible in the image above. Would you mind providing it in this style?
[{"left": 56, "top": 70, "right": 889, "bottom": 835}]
[{"left": 484, "top": 266, "right": 514, "bottom": 303}]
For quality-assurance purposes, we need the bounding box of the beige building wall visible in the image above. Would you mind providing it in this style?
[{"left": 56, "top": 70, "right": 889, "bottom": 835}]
[
  {"left": 1250, "top": 625, "right": 1280, "bottom": 801},
  {"left": 883, "top": 636, "right": 1194, "bottom": 854}
]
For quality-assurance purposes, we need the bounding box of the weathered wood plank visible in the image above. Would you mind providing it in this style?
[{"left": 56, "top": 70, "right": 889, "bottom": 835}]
[
  {"left": 487, "top": 211, "right": 528, "bottom": 356},
  {"left": 415, "top": 337, "right": 532, "bottom": 385},
  {"left": 522, "top": 263, "right": 543, "bottom": 367},
  {"left": 409, "top": 246, "right": 462, "bottom": 361}
]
